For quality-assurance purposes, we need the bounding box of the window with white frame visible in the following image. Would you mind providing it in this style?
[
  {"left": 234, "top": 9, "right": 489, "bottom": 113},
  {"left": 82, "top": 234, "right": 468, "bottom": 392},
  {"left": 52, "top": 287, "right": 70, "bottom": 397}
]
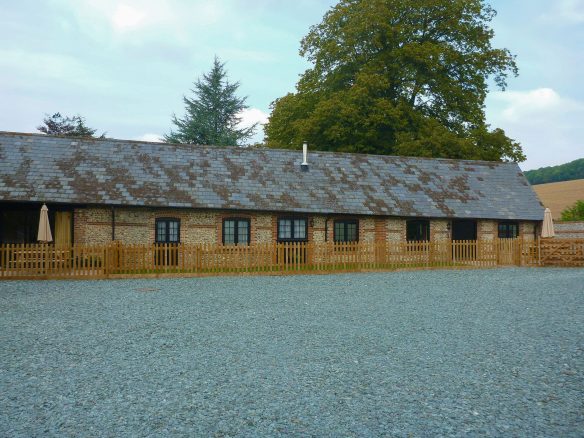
[
  {"left": 155, "top": 218, "right": 180, "bottom": 243},
  {"left": 223, "top": 218, "right": 250, "bottom": 245},
  {"left": 277, "top": 217, "right": 307, "bottom": 242}
]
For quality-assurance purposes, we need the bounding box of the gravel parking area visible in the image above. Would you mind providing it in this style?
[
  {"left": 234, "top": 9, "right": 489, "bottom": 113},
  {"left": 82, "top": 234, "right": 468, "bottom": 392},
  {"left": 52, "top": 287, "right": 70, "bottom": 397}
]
[{"left": 1, "top": 268, "right": 583, "bottom": 436}]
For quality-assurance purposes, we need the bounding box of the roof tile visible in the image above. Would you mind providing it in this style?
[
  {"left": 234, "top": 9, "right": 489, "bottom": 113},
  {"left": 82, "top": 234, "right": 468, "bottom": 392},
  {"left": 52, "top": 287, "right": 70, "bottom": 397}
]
[{"left": 0, "top": 132, "right": 544, "bottom": 220}]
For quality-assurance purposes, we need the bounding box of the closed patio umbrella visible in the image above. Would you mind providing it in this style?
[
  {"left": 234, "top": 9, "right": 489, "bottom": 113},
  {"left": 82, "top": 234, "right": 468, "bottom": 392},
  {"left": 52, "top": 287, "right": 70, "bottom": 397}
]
[
  {"left": 37, "top": 204, "right": 53, "bottom": 243},
  {"left": 541, "top": 207, "right": 555, "bottom": 238}
]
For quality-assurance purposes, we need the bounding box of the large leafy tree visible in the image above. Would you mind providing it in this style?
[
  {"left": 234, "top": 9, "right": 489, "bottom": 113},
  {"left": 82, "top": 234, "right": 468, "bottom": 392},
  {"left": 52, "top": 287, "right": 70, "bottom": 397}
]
[
  {"left": 265, "top": 0, "right": 525, "bottom": 162},
  {"left": 37, "top": 112, "right": 104, "bottom": 138},
  {"left": 165, "top": 57, "right": 256, "bottom": 146}
]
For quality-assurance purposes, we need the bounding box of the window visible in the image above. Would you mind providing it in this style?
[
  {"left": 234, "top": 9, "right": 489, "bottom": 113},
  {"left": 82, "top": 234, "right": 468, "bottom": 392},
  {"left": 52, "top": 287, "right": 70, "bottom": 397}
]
[
  {"left": 334, "top": 220, "right": 358, "bottom": 242},
  {"left": 406, "top": 220, "right": 430, "bottom": 242},
  {"left": 498, "top": 221, "right": 519, "bottom": 238},
  {"left": 155, "top": 218, "right": 180, "bottom": 243},
  {"left": 154, "top": 218, "right": 180, "bottom": 266},
  {"left": 223, "top": 218, "right": 250, "bottom": 245},
  {"left": 277, "top": 218, "right": 307, "bottom": 242}
]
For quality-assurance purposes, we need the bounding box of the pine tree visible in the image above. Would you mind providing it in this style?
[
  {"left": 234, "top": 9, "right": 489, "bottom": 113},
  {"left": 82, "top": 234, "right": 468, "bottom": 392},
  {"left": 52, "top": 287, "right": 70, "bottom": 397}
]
[{"left": 165, "top": 57, "right": 256, "bottom": 146}]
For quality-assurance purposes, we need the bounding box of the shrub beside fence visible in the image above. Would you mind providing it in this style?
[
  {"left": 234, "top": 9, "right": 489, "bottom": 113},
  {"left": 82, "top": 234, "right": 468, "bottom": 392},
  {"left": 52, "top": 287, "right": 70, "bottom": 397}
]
[{"left": 0, "top": 239, "right": 582, "bottom": 279}]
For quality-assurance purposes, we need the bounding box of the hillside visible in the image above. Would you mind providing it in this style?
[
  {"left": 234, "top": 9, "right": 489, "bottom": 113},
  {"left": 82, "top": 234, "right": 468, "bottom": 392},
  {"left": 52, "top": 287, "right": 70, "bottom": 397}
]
[
  {"left": 524, "top": 158, "right": 584, "bottom": 185},
  {"left": 532, "top": 179, "right": 584, "bottom": 219}
]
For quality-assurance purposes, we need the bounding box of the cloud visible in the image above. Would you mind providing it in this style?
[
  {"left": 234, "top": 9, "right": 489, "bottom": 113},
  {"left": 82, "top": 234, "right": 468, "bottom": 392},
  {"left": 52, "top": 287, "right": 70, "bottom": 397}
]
[
  {"left": 111, "top": 4, "right": 147, "bottom": 31},
  {"left": 487, "top": 88, "right": 584, "bottom": 170},
  {"left": 556, "top": 0, "right": 584, "bottom": 22},
  {"left": 63, "top": 0, "right": 226, "bottom": 40},
  {"left": 0, "top": 48, "right": 110, "bottom": 90},
  {"left": 237, "top": 108, "right": 269, "bottom": 144},
  {"left": 135, "top": 133, "right": 163, "bottom": 142},
  {"left": 541, "top": 0, "right": 584, "bottom": 23},
  {"left": 238, "top": 108, "right": 269, "bottom": 128},
  {"left": 491, "top": 88, "right": 583, "bottom": 122}
]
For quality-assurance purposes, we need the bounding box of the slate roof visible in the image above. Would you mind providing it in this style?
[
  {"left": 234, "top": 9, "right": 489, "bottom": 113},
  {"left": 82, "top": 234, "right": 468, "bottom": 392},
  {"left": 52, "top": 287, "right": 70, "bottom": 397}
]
[{"left": 0, "top": 131, "right": 544, "bottom": 220}]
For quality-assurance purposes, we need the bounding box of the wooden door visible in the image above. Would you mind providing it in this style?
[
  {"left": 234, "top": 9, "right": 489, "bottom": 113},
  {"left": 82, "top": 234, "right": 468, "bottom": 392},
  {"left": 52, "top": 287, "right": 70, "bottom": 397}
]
[{"left": 55, "top": 211, "right": 72, "bottom": 246}]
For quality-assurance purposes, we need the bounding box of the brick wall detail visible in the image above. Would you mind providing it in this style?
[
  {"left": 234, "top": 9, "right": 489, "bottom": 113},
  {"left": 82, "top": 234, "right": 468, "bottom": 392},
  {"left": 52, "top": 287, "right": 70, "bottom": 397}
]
[
  {"left": 386, "top": 218, "right": 405, "bottom": 242},
  {"left": 74, "top": 208, "right": 111, "bottom": 245},
  {"left": 312, "top": 216, "right": 326, "bottom": 243},
  {"left": 430, "top": 220, "right": 450, "bottom": 242},
  {"left": 520, "top": 221, "right": 536, "bottom": 242},
  {"left": 478, "top": 220, "right": 497, "bottom": 241},
  {"left": 72, "top": 207, "right": 542, "bottom": 246}
]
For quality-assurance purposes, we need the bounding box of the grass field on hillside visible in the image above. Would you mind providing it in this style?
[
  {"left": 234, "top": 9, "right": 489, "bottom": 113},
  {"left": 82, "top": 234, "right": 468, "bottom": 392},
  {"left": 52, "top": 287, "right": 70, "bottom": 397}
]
[{"left": 533, "top": 178, "right": 584, "bottom": 219}]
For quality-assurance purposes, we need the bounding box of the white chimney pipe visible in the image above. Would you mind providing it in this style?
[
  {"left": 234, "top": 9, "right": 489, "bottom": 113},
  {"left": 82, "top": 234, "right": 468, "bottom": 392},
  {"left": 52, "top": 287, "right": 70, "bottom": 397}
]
[{"left": 302, "top": 142, "right": 308, "bottom": 166}]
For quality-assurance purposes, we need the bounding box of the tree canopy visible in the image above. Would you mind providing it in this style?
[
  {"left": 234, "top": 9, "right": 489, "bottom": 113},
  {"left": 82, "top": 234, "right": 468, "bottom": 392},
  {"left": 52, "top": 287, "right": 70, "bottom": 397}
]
[
  {"left": 165, "top": 57, "right": 256, "bottom": 146},
  {"left": 524, "top": 158, "right": 584, "bottom": 185},
  {"left": 37, "top": 112, "right": 104, "bottom": 138},
  {"left": 265, "top": 0, "right": 524, "bottom": 162}
]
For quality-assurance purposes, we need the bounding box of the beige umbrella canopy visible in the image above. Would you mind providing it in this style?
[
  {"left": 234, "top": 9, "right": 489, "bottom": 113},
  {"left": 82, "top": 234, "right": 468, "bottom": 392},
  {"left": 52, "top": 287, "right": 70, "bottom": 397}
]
[
  {"left": 37, "top": 204, "right": 53, "bottom": 243},
  {"left": 541, "top": 207, "right": 555, "bottom": 238}
]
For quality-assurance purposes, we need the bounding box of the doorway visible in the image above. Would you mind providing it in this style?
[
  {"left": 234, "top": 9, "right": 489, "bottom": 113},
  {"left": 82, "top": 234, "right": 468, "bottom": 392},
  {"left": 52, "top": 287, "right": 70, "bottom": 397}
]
[
  {"left": 451, "top": 219, "right": 477, "bottom": 261},
  {"left": 451, "top": 220, "right": 477, "bottom": 241}
]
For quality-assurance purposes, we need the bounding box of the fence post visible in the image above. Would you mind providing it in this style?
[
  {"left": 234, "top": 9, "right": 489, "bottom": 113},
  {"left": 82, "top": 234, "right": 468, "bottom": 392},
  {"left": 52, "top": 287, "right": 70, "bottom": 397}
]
[
  {"left": 516, "top": 240, "right": 522, "bottom": 266},
  {"left": 103, "top": 244, "right": 109, "bottom": 278}
]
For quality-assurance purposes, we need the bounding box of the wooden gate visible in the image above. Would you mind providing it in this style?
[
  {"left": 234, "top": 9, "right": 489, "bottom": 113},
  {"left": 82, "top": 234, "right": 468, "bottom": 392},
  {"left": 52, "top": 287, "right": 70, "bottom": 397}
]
[
  {"left": 452, "top": 240, "right": 477, "bottom": 262},
  {"left": 538, "top": 239, "right": 584, "bottom": 266},
  {"left": 497, "top": 238, "right": 521, "bottom": 266}
]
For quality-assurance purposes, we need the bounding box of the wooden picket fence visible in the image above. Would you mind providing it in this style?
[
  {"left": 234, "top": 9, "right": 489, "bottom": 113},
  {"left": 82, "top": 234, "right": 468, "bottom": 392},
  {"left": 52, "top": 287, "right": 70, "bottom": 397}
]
[{"left": 0, "top": 239, "right": 582, "bottom": 280}]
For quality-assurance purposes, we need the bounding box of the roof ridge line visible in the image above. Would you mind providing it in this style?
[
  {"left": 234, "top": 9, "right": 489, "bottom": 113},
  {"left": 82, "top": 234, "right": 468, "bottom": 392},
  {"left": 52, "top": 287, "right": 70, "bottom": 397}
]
[{"left": 0, "top": 130, "right": 515, "bottom": 166}]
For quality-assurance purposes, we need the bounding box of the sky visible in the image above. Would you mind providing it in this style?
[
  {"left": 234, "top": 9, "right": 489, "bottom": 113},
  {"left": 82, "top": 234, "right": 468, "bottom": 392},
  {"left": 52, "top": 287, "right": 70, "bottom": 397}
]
[{"left": 0, "top": 0, "right": 582, "bottom": 171}]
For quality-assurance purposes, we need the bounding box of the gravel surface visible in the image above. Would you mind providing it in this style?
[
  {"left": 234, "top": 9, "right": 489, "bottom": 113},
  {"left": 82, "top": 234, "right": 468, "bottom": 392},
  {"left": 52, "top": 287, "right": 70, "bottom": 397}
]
[{"left": 1, "top": 268, "right": 583, "bottom": 437}]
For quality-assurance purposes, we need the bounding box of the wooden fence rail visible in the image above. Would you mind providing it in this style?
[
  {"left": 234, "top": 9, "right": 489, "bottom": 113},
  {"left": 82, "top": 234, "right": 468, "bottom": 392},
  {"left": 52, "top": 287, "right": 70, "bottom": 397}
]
[
  {"left": 0, "top": 239, "right": 581, "bottom": 279},
  {"left": 536, "top": 239, "right": 584, "bottom": 267}
]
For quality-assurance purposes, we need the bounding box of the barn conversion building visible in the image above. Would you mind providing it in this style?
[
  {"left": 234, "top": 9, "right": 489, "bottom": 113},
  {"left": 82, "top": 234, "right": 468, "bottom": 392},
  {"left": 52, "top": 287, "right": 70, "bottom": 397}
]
[{"left": 0, "top": 131, "right": 544, "bottom": 247}]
